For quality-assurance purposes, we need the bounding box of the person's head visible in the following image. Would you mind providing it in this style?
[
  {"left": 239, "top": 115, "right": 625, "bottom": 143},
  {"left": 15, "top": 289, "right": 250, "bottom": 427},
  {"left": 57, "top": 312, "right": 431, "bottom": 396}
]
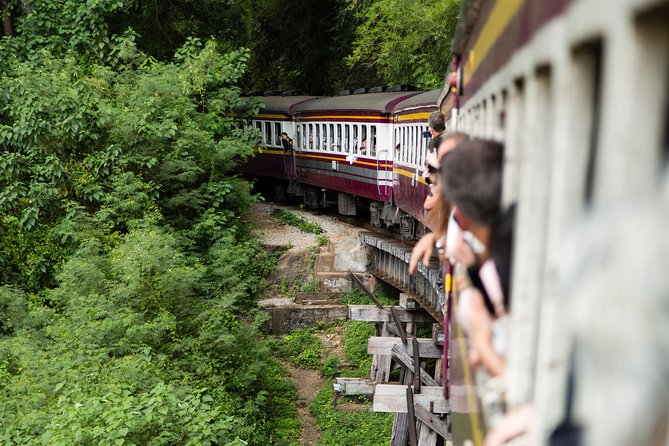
[
  {"left": 281, "top": 131, "right": 289, "bottom": 140},
  {"left": 437, "top": 131, "right": 469, "bottom": 161},
  {"left": 427, "top": 111, "right": 445, "bottom": 138},
  {"left": 440, "top": 139, "right": 504, "bottom": 228}
]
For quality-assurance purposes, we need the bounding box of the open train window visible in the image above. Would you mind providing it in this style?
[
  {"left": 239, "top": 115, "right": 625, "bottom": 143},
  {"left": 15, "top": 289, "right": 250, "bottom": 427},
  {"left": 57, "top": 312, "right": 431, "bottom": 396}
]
[
  {"left": 361, "top": 125, "right": 367, "bottom": 155},
  {"left": 296, "top": 125, "right": 301, "bottom": 149},
  {"left": 264, "top": 122, "right": 271, "bottom": 145},
  {"left": 634, "top": 4, "right": 669, "bottom": 182},
  {"left": 308, "top": 124, "right": 313, "bottom": 149},
  {"left": 274, "top": 123, "right": 281, "bottom": 146},
  {"left": 337, "top": 124, "right": 342, "bottom": 152},
  {"left": 353, "top": 125, "right": 359, "bottom": 153},
  {"left": 569, "top": 38, "right": 603, "bottom": 207},
  {"left": 370, "top": 125, "right": 377, "bottom": 156},
  {"left": 315, "top": 124, "right": 321, "bottom": 150},
  {"left": 345, "top": 125, "right": 350, "bottom": 152}
]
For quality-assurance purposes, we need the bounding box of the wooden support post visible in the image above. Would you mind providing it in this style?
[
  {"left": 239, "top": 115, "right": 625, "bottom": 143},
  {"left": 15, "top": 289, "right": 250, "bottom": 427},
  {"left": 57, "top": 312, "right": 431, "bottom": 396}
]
[
  {"left": 417, "top": 423, "right": 438, "bottom": 446},
  {"left": 407, "top": 386, "right": 418, "bottom": 446},
  {"left": 412, "top": 337, "right": 421, "bottom": 393},
  {"left": 390, "top": 306, "right": 408, "bottom": 343}
]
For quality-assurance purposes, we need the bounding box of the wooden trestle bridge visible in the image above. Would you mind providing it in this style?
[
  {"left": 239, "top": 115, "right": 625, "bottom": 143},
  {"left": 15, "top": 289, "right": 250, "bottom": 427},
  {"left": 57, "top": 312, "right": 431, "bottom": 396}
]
[{"left": 337, "top": 232, "right": 450, "bottom": 446}]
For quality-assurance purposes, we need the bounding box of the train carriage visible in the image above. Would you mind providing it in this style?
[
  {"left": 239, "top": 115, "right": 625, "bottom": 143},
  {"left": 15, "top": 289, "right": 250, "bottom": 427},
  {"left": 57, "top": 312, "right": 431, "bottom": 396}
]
[
  {"left": 289, "top": 89, "right": 421, "bottom": 219},
  {"left": 391, "top": 89, "right": 441, "bottom": 231},
  {"left": 238, "top": 94, "right": 318, "bottom": 181}
]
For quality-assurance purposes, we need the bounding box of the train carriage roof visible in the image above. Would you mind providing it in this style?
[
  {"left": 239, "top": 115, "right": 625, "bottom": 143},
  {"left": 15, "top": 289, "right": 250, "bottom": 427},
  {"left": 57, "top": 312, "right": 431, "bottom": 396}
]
[
  {"left": 393, "top": 89, "right": 441, "bottom": 113},
  {"left": 291, "top": 92, "right": 422, "bottom": 115},
  {"left": 250, "top": 95, "right": 321, "bottom": 114}
]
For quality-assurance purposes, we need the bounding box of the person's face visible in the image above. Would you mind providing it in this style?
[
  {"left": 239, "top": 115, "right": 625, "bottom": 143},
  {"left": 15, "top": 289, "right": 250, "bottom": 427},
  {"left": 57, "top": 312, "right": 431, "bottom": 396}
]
[
  {"left": 437, "top": 138, "right": 458, "bottom": 162},
  {"left": 429, "top": 127, "right": 439, "bottom": 138}
]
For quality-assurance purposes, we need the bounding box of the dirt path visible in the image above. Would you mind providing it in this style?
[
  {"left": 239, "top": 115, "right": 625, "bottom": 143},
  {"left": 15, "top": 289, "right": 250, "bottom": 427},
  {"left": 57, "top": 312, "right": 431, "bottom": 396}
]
[{"left": 284, "top": 363, "right": 323, "bottom": 446}]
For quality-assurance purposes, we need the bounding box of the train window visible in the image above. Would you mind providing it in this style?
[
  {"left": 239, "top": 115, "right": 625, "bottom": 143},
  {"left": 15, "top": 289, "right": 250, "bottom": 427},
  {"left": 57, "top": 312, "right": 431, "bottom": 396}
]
[
  {"left": 361, "top": 126, "right": 367, "bottom": 155},
  {"left": 345, "top": 125, "right": 350, "bottom": 152},
  {"left": 274, "top": 123, "right": 280, "bottom": 145},
  {"left": 315, "top": 124, "right": 321, "bottom": 150},
  {"left": 329, "top": 124, "right": 335, "bottom": 151},
  {"left": 410, "top": 126, "right": 415, "bottom": 165},
  {"left": 296, "top": 125, "right": 301, "bottom": 149},
  {"left": 353, "top": 125, "right": 359, "bottom": 153},
  {"left": 402, "top": 127, "right": 407, "bottom": 162},
  {"left": 264, "top": 122, "right": 271, "bottom": 145},
  {"left": 370, "top": 125, "right": 376, "bottom": 156},
  {"left": 336, "top": 124, "right": 342, "bottom": 152},
  {"left": 320, "top": 124, "right": 326, "bottom": 151},
  {"left": 633, "top": 5, "right": 669, "bottom": 185},
  {"left": 308, "top": 124, "right": 313, "bottom": 149}
]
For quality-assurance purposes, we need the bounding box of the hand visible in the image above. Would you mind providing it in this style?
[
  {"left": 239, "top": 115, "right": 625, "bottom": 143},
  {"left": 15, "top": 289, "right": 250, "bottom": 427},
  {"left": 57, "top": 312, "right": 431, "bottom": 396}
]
[
  {"left": 409, "top": 233, "right": 437, "bottom": 275},
  {"left": 445, "top": 224, "right": 478, "bottom": 266},
  {"left": 484, "top": 404, "right": 532, "bottom": 446}
]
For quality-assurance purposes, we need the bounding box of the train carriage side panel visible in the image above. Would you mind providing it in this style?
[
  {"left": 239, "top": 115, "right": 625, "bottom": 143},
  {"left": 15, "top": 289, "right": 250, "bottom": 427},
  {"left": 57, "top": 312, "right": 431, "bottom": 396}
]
[
  {"left": 392, "top": 89, "right": 441, "bottom": 228},
  {"left": 291, "top": 92, "right": 420, "bottom": 202},
  {"left": 237, "top": 95, "right": 319, "bottom": 181}
]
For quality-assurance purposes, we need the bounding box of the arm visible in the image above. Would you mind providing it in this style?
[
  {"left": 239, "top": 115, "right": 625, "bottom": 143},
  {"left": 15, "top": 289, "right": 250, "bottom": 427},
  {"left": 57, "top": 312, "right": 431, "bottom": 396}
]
[{"left": 409, "top": 232, "right": 437, "bottom": 275}]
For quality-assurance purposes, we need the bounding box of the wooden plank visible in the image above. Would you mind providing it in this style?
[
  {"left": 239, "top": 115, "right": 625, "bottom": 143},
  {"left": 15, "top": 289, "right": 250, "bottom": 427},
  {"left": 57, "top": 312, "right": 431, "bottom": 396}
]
[
  {"left": 368, "top": 337, "right": 442, "bottom": 358},
  {"left": 417, "top": 424, "right": 438, "bottom": 446},
  {"left": 349, "top": 305, "right": 434, "bottom": 322},
  {"left": 414, "top": 403, "right": 448, "bottom": 439},
  {"left": 375, "top": 354, "right": 392, "bottom": 383},
  {"left": 391, "top": 344, "right": 440, "bottom": 387},
  {"left": 373, "top": 385, "right": 449, "bottom": 414},
  {"left": 335, "top": 378, "right": 375, "bottom": 395}
]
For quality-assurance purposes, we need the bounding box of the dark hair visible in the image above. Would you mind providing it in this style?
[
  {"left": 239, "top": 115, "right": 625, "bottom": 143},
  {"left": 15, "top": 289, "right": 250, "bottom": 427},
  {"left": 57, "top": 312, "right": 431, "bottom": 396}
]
[
  {"left": 440, "top": 139, "right": 504, "bottom": 226},
  {"left": 490, "top": 204, "right": 516, "bottom": 310},
  {"left": 281, "top": 132, "right": 288, "bottom": 137},
  {"left": 427, "top": 111, "right": 445, "bottom": 132}
]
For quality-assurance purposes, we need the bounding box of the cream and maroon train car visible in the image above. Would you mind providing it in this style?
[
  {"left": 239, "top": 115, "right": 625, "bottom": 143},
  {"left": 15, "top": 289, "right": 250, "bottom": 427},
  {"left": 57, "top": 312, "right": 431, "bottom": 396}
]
[
  {"left": 392, "top": 89, "right": 441, "bottom": 232},
  {"left": 239, "top": 94, "right": 318, "bottom": 181},
  {"left": 289, "top": 88, "right": 421, "bottom": 222}
]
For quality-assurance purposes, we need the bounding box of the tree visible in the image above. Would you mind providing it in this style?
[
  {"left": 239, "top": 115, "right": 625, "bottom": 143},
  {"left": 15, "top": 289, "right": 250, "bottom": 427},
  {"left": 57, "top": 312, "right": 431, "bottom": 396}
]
[{"left": 345, "top": 0, "right": 461, "bottom": 89}]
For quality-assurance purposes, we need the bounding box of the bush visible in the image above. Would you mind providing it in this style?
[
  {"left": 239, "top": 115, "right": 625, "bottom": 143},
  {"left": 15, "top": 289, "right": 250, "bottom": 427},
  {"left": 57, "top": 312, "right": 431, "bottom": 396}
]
[
  {"left": 277, "top": 329, "right": 323, "bottom": 369},
  {"left": 310, "top": 388, "right": 393, "bottom": 446}
]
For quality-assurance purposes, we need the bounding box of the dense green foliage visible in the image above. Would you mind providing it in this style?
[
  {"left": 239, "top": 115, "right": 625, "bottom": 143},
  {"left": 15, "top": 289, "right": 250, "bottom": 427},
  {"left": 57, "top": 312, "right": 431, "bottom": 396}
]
[
  {"left": 345, "top": 0, "right": 461, "bottom": 89},
  {"left": 0, "top": 1, "right": 459, "bottom": 443},
  {"left": 48, "top": 0, "right": 460, "bottom": 94},
  {"left": 310, "top": 388, "right": 393, "bottom": 446},
  {"left": 275, "top": 328, "right": 324, "bottom": 369},
  {"left": 0, "top": 2, "right": 301, "bottom": 444}
]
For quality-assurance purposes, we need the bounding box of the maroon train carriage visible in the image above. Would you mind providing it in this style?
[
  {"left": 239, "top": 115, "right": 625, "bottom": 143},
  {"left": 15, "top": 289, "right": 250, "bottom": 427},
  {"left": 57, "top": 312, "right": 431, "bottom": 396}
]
[
  {"left": 391, "top": 89, "right": 442, "bottom": 234},
  {"left": 289, "top": 88, "right": 421, "bottom": 223},
  {"left": 237, "top": 94, "right": 318, "bottom": 183}
]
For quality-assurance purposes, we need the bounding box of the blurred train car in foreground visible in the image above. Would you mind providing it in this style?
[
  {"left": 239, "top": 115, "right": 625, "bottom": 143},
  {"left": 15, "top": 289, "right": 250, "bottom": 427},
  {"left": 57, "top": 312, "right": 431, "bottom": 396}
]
[{"left": 439, "top": 0, "right": 669, "bottom": 444}]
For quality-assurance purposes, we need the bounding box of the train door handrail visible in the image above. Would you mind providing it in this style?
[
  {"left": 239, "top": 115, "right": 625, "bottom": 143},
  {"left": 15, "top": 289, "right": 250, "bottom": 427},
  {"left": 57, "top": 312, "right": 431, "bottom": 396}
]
[{"left": 377, "top": 149, "right": 389, "bottom": 196}]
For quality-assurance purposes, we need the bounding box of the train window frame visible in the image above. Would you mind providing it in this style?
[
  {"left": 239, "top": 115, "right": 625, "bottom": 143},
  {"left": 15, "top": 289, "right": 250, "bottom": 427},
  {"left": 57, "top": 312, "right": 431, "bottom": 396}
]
[
  {"left": 264, "top": 122, "right": 271, "bottom": 146},
  {"left": 345, "top": 125, "right": 350, "bottom": 152},
  {"left": 370, "top": 125, "right": 377, "bottom": 156},
  {"left": 329, "top": 124, "right": 335, "bottom": 151},
  {"left": 308, "top": 124, "right": 313, "bottom": 149},
  {"left": 353, "top": 125, "right": 359, "bottom": 153},
  {"left": 361, "top": 125, "right": 368, "bottom": 155},
  {"left": 337, "top": 124, "right": 342, "bottom": 152},
  {"left": 274, "top": 122, "right": 281, "bottom": 146}
]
